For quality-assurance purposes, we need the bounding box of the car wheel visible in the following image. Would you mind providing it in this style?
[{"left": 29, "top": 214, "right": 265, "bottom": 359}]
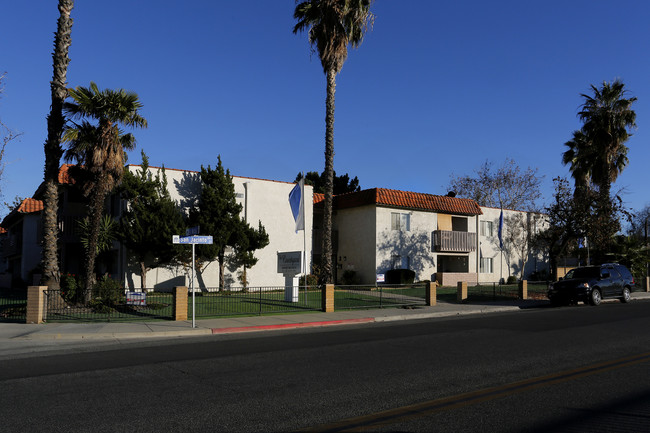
[
  {"left": 590, "top": 288, "right": 602, "bottom": 306},
  {"left": 621, "top": 287, "right": 631, "bottom": 303}
]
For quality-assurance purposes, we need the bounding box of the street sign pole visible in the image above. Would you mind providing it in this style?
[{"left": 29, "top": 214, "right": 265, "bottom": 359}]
[
  {"left": 172, "top": 234, "right": 213, "bottom": 329},
  {"left": 192, "top": 243, "right": 196, "bottom": 328}
]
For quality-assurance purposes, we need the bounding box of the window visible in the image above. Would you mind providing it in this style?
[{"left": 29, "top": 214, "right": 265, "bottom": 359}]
[
  {"left": 391, "top": 254, "right": 410, "bottom": 269},
  {"left": 480, "top": 220, "right": 493, "bottom": 237},
  {"left": 480, "top": 257, "right": 493, "bottom": 273},
  {"left": 391, "top": 212, "right": 410, "bottom": 231}
]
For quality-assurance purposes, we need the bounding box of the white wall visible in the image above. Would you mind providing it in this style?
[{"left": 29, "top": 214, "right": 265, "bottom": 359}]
[
  {"left": 478, "top": 207, "right": 549, "bottom": 283},
  {"left": 121, "top": 166, "right": 312, "bottom": 289},
  {"left": 375, "top": 207, "right": 438, "bottom": 283}
]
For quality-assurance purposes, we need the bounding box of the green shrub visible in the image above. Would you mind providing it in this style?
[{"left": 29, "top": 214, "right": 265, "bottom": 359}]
[
  {"left": 91, "top": 275, "right": 122, "bottom": 311},
  {"left": 61, "top": 273, "right": 83, "bottom": 303},
  {"left": 299, "top": 274, "right": 318, "bottom": 286},
  {"left": 385, "top": 269, "right": 415, "bottom": 284},
  {"left": 506, "top": 276, "right": 518, "bottom": 284}
]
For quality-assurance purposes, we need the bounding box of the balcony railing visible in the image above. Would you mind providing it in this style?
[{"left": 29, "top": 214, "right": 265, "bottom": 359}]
[{"left": 433, "top": 230, "right": 477, "bottom": 253}]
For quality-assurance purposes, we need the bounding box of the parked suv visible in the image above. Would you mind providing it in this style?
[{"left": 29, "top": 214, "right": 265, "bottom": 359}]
[{"left": 547, "top": 263, "right": 635, "bottom": 306}]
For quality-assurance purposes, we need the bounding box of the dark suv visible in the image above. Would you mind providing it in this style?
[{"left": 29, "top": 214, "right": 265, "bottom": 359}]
[{"left": 547, "top": 263, "right": 635, "bottom": 306}]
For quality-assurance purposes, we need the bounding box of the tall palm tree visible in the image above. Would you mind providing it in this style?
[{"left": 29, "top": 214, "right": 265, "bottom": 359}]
[
  {"left": 562, "top": 129, "right": 593, "bottom": 194},
  {"left": 42, "top": 0, "right": 74, "bottom": 291},
  {"left": 293, "top": 0, "right": 374, "bottom": 284},
  {"left": 577, "top": 79, "right": 636, "bottom": 201},
  {"left": 63, "top": 82, "right": 147, "bottom": 298}
]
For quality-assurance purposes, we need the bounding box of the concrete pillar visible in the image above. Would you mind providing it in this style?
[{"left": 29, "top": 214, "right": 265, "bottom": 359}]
[
  {"left": 322, "top": 284, "right": 334, "bottom": 313},
  {"left": 26, "top": 286, "right": 47, "bottom": 324},
  {"left": 173, "top": 286, "right": 188, "bottom": 321},
  {"left": 426, "top": 281, "right": 437, "bottom": 306},
  {"left": 519, "top": 280, "right": 528, "bottom": 300},
  {"left": 457, "top": 281, "right": 468, "bottom": 303},
  {"left": 645, "top": 277, "right": 649, "bottom": 293}
]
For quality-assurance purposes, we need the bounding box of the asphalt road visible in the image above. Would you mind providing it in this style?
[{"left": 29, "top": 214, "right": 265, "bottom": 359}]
[{"left": 2, "top": 301, "right": 650, "bottom": 432}]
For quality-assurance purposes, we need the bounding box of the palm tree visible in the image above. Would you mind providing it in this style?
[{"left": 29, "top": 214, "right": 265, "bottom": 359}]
[
  {"left": 577, "top": 80, "right": 636, "bottom": 201},
  {"left": 42, "top": 0, "right": 74, "bottom": 291},
  {"left": 63, "top": 82, "right": 147, "bottom": 298},
  {"left": 293, "top": 0, "right": 374, "bottom": 284},
  {"left": 562, "top": 129, "right": 593, "bottom": 194}
]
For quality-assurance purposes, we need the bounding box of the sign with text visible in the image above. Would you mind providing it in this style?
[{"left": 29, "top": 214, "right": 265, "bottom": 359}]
[
  {"left": 376, "top": 274, "right": 385, "bottom": 283},
  {"left": 172, "top": 235, "right": 214, "bottom": 245},
  {"left": 277, "top": 251, "right": 301, "bottom": 275}
]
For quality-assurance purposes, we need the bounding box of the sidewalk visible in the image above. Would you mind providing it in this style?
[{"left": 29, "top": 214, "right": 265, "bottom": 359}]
[{"left": 1, "top": 292, "right": 648, "bottom": 343}]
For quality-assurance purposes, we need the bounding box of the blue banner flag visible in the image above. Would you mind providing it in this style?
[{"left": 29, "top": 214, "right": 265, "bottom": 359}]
[
  {"left": 498, "top": 209, "right": 504, "bottom": 250},
  {"left": 289, "top": 178, "right": 305, "bottom": 232}
]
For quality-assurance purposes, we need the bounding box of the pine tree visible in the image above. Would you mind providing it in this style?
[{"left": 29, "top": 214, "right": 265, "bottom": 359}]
[
  {"left": 118, "top": 151, "right": 185, "bottom": 289},
  {"left": 190, "top": 156, "right": 269, "bottom": 290}
]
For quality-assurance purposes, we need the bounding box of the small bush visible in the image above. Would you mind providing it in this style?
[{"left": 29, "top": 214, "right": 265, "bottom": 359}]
[
  {"left": 506, "top": 276, "right": 518, "bottom": 284},
  {"left": 91, "top": 275, "right": 122, "bottom": 311},
  {"left": 61, "top": 273, "right": 83, "bottom": 303},
  {"left": 385, "top": 269, "right": 415, "bottom": 284},
  {"left": 300, "top": 274, "right": 318, "bottom": 286}
]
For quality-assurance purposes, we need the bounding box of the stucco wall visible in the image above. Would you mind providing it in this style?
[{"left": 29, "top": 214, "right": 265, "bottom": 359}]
[
  {"left": 21, "top": 214, "right": 42, "bottom": 282},
  {"left": 121, "top": 166, "right": 312, "bottom": 289},
  {"left": 335, "top": 205, "right": 377, "bottom": 284},
  {"left": 375, "top": 207, "right": 439, "bottom": 283},
  {"left": 478, "top": 207, "right": 548, "bottom": 283}
]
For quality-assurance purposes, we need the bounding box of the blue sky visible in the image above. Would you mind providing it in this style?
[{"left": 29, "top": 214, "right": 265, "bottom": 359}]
[{"left": 1, "top": 1, "right": 649, "bottom": 219}]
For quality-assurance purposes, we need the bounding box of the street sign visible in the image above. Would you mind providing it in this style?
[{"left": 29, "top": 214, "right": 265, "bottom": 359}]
[{"left": 172, "top": 235, "right": 213, "bottom": 244}]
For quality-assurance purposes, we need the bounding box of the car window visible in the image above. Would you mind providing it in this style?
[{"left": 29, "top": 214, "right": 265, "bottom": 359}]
[
  {"left": 569, "top": 267, "right": 599, "bottom": 279},
  {"left": 609, "top": 268, "right": 621, "bottom": 279},
  {"left": 616, "top": 266, "right": 632, "bottom": 280}
]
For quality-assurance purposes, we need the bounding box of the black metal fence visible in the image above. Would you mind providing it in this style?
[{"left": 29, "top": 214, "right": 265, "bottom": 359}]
[
  {"left": 189, "top": 286, "right": 322, "bottom": 317},
  {"left": 0, "top": 287, "right": 27, "bottom": 322},
  {"left": 44, "top": 288, "right": 174, "bottom": 322},
  {"left": 333, "top": 283, "right": 427, "bottom": 310},
  {"left": 437, "top": 281, "right": 550, "bottom": 302}
]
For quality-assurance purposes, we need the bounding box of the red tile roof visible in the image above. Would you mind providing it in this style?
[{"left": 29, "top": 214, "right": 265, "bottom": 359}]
[
  {"left": 16, "top": 198, "right": 44, "bottom": 214},
  {"left": 58, "top": 164, "right": 76, "bottom": 185},
  {"left": 0, "top": 227, "right": 6, "bottom": 234},
  {"left": 313, "top": 193, "right": 324, "bottom": 204},
  {"left": 332, "top": 188, "right": 482, "bottom": 215}
]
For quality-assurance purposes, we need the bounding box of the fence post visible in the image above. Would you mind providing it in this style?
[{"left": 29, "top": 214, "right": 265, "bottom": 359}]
[
  {"left": 457, "top": 281, "right": 468, "bottom": 303},
  {"left": 646, "top": 277, "right": 649, "bottom": 293},
  {"left": 173, "top": 286, "right": 188, "bottom": 321},
  {"left": 518, "top": 280, "right": 528, "bottom": 300},
  {"left": 426, "top": 281, "right": 437, "bottom": 306},
  {"left": 322, "top": 284, "right": 334, "bottom": 312},
  {"left": 26, "top": 286, "right": 47, "bottom": 324}
]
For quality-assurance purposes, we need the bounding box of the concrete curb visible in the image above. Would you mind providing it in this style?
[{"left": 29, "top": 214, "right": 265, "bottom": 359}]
[
  {"left": 14, "top": 329, "right": 213, "bottom": 340},
  {"left": 211, "top": 317, "right": 375, "bottom": 334}
]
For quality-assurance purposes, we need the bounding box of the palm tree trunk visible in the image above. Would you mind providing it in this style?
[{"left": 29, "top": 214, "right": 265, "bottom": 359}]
[
  {"left": 42, "top": 0, "right": 74, "bottom": 291},
  {"left": 320, "top": 68, "right": 336, "bottom": 285},
  {"left": 140, "top": 260, "right": 147, "bottom": 290},
  {"left": 218, "top": 250, "right": 225, "bottom": 291},
  {"left": 84, "top": 187, "right": 104, "bottom": 303}
]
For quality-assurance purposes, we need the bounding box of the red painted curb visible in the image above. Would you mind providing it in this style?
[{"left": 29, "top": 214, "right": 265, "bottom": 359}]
[{"left": 211, "top": 317, "right": 374, "bottom": 334}]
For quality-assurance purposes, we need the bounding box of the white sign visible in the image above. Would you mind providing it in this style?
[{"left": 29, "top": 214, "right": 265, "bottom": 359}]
[
  {"left": 173, "top": 235, "right": 213, "bottom": 245},
  {"left": 376, "top": 274, "right": 385, "bottom": 283},
  {"left": 277, "top": 251, "right": 301, "bottom": 274}
]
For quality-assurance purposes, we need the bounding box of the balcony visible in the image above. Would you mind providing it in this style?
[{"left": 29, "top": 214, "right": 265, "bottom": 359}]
[{"left": 433, "top": 230, "right": 477, "bottom": 253}]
